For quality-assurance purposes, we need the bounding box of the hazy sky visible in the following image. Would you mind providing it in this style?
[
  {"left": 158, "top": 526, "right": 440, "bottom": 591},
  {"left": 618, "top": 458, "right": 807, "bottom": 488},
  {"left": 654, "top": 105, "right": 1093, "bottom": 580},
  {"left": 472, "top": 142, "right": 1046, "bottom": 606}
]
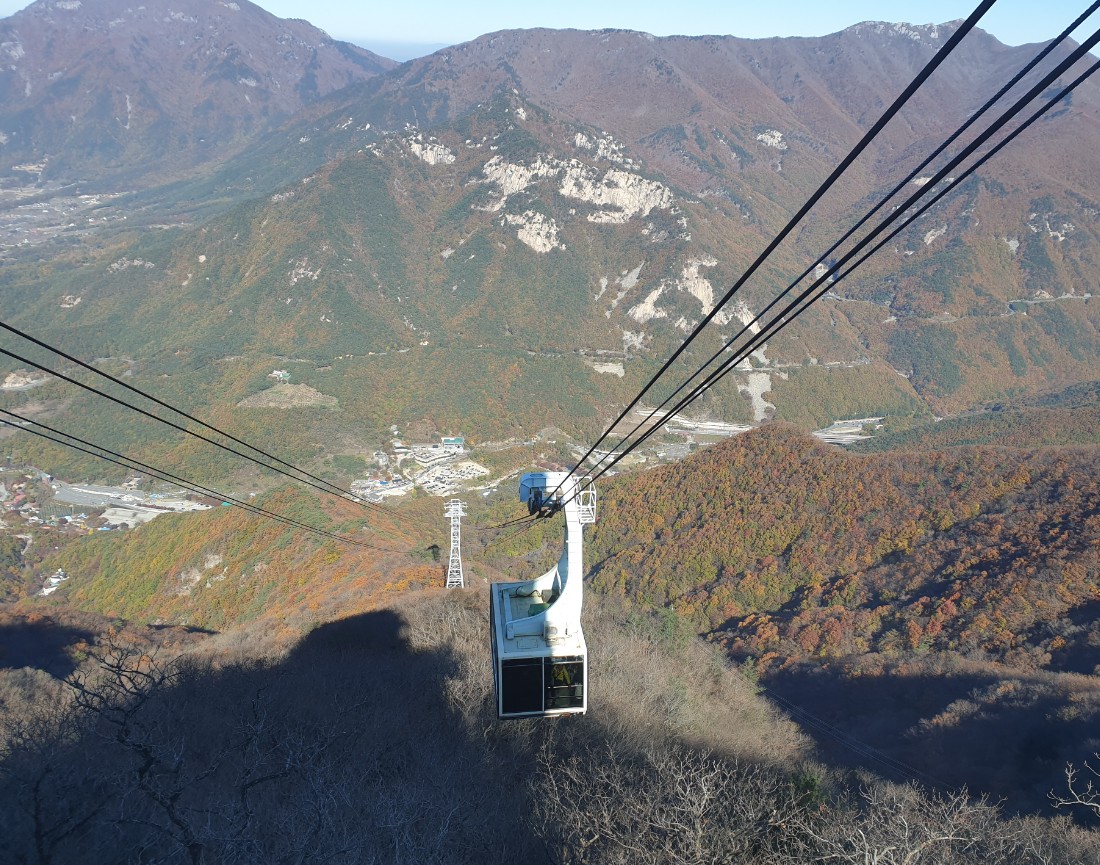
[{"left": 0, "top": 0, "right": 1091, "bottom": 59}]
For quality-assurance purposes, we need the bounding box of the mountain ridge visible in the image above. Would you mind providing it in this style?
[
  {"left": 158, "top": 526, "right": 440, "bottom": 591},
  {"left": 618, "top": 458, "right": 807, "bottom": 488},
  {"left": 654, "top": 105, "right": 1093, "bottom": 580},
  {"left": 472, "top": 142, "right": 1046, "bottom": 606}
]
[
  {"left": 0, "top": 0, "right": 395, "bottom": 187},
  {"left": 3, "top": 17, "right": 1100, "bottom": 484}
]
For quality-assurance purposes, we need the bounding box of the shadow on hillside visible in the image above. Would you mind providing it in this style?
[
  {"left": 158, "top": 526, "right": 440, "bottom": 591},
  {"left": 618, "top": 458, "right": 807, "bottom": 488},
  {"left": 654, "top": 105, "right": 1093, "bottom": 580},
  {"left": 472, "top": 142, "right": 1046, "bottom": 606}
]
[
  {"left": 294, "top": 608, "right": 408, "bottom": 654},
  {"left": 0, "top": 618, "right": 96, "bottom": 678},
  {"left": 0, "top": 605, "right": 547, "bottom": 864},
  {"left": 1058, "top": 598, "right": 1100, "bottom": 675},
  {"left": 767, "top": 664, "right": 1098, "bottom": 815}
]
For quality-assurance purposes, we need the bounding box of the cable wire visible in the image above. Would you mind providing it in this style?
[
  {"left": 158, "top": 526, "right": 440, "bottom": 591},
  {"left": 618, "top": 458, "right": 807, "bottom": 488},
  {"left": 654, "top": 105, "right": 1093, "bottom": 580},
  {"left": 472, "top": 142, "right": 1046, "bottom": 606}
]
[
  {"left": 0, "top": 409, "right": 405, "bottom": 551},
  {"left": 477, "top": 512, "right": 543, "bottom": 532},
  {"left": 671, "top": 50, "right": 1100, "bottom": 452},
  {"left": 585, "top": 6, "right": 1100, "bottom": 476},
  {"left": 482, "top": 514, "right": 546, "bottom": 550},
  {"left": 0, "top": 318, "right": 380, "bottom": 509},
  {"left": 575, "top": 27, "right": 1100, "bottom": 493},
  {"left": 1, "top": 321, "right": 446, "bottom": 532},
  {"left": 762, "top": 686, "right": 952, "bottom": 791},
  {"left": 555, "top": 0, "right": 999, "bottom": 495},
  {"left": 0, "top": 413, "right": 391, "bottom": 550},
  {"left": 0, "top": 343, "right": 397, "bottom": 516}
]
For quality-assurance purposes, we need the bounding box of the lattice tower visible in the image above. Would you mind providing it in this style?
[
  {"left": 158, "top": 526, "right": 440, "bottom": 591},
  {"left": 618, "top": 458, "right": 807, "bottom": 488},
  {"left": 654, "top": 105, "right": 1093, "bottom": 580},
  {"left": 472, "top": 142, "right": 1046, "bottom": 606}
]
[{"left": 444, "top": 499, "right": 467, "bottom": 588}]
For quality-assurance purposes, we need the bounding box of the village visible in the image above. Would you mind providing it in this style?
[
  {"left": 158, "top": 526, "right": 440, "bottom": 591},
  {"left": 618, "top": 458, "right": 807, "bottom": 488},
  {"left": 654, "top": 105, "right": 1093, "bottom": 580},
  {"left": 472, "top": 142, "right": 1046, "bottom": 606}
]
[{"left": 350, "top": 433, "right": 491, "bottom": 502}]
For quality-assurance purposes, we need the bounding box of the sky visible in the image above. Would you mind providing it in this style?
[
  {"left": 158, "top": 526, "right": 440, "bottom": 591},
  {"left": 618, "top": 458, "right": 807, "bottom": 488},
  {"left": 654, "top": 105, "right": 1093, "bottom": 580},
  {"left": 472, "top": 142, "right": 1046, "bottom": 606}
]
[{"left": 0, "top": 0, "right": 1090, "bottom": 60}]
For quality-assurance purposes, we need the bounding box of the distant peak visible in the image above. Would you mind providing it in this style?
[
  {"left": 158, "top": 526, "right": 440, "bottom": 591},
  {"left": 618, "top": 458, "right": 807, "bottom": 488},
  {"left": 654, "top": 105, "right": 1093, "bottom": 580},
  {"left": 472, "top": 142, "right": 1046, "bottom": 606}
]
[{"left": 844, "top": 20, "right": 957, "bottom": 42}]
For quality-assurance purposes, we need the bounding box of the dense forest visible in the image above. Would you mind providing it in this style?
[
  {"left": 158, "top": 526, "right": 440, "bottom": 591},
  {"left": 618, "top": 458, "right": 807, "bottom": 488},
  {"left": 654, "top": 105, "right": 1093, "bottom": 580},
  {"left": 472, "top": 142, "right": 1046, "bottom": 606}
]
[{"left": 588, "top": 424, "right": 1100, "bottom": 674}]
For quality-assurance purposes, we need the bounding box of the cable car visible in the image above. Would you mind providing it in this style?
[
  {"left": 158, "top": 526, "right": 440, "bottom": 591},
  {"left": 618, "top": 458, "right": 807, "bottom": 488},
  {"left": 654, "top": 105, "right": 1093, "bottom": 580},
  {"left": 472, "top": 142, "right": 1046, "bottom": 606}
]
[{"left": 489, "top": 471, "right": 596, "bottom": 719}]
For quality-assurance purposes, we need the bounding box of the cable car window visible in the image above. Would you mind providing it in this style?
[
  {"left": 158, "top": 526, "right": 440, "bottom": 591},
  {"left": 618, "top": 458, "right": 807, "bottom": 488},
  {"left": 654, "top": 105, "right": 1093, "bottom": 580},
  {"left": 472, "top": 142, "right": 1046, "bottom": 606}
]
[
  {"left": 545, "top": 658, "right": 584, "bottom": 710},
  {"left": 501, "top": 658, "right": 543, "bottom": 715}
]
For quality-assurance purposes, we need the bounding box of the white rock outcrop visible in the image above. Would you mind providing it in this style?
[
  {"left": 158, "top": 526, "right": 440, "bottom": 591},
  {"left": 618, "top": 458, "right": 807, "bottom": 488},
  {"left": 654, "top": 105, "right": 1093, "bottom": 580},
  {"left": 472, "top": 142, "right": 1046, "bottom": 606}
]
[
  {"left": 605, "top": 263, "right": 645, "bottom": 317},
  {"left": 407, "top": 134, "right": 456, "bottom": 165},
  {"left": 288, "top": 257, "right": 321, "bottom": 285},
  {"left": 622, "top": 330, "right": 648, "bottom": 353},
  {"left": 923, "top": 225, "right": 947, "bottom": 245},
  {"left": 755, "top": 129, "right": 788, "bottom": 150},
  {"left": 503, "top": 211, "right": 563, "bottom": 253},
  {"left": 728, "top": 299, "right": 762, "bottom": 334},
  {"left": 109, "top": 257, "right": 155, "bottom": 272},
  {"left": 738, "top": 371, "right": 783, "bottom": 422},
  {"left": 479, "top": 155, "right": 560, "bottom": 211},
  {"left": 574, "top": 132, "right": 629, "bottom": 164},
  {"left": 560, "top": 164, "right": 673, "bottom": 223},
  {"left": 628, "top": 286, "right": 668, "bottom": 323},
  {"left": 589, "top": 361, "right": 625, "bottom": 377},
  {"left": 676, "top": 257, "right": 719, "bottom": 313}
]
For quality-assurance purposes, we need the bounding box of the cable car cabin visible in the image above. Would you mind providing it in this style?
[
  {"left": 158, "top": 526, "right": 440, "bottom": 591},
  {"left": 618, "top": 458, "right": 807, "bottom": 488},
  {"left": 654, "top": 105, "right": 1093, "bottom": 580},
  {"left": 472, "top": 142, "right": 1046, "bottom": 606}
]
[{"left": 490, "top": 471, "right": 596, "bottom": 719}]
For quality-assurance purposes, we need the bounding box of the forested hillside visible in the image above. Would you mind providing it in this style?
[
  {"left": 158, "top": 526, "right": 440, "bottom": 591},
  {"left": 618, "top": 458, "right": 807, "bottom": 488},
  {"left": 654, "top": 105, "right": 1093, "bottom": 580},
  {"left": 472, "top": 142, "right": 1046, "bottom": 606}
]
[
  {"left": 0, "top": 0, "right": 393, "bottom": 187},
  {"left": 34, "top": 486, "right": 444, "bottom": 633},
  {"left": 854, "top": 381, "right": 1100, "bottom": 452},
  {"left": 591, "top": 424, "right": 1100, "bottom": 671},
  {"left": 4, "top": 8, "right": 1100, "bottom": 858},
  {"left": 581, "top": 421, "right": 1100, "bottom": 809},
  {"left": 4, "top": 20, "right": 1100, "bottom": 485}
]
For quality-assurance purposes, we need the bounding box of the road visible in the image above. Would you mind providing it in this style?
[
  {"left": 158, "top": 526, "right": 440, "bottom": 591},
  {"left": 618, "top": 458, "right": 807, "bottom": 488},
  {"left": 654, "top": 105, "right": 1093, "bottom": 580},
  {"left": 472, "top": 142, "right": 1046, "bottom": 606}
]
[{"left": 52, "top": 482, "right": 152, "bottom": 508}]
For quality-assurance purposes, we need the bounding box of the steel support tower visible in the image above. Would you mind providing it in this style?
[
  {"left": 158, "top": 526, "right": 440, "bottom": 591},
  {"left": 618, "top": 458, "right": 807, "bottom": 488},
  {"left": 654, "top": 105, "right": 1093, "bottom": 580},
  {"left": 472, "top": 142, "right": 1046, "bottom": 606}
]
[{"left": 444, "top": 499, "right": 467, "bottom": 588}]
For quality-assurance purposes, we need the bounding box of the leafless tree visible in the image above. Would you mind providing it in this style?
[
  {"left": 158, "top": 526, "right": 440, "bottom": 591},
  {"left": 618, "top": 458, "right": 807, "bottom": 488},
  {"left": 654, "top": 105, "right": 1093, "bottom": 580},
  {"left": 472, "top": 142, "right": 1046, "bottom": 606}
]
[
  {"left": 531, "top": 740, "right": 817, "bottom": 865},
  {"left": 56, "top": 636, "right": 372, "bottom": 865},
  {"left": 793, "top": 782, "right": 1037, "bottom": 865},
  {"left": 0, "top": 696, "right": 108, "bottom": 865},
  {"left": 1051, "top": 755, "right": 1100, "bottom": 819},
  {"left": 6, "top": 595, "right": 1098, "bottom": 865}
]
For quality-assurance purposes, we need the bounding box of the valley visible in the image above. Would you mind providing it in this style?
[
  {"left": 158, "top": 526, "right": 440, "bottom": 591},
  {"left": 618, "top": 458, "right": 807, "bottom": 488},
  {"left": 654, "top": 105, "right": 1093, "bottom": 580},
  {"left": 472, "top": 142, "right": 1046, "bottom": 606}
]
[
  {"left": 2, "top": 2, "right": 1100, "bottom": 861},
  {"left": 0, "top": 181, "right": 134, "bottom": 251}
]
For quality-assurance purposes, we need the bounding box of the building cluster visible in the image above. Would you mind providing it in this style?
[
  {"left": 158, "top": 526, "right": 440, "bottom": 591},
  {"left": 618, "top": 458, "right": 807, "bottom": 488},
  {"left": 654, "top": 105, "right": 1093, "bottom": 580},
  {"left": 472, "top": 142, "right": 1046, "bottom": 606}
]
[
  {"left": 350, "top": 476, "right": 413, "bottom": 503},
  {"left": 413, "top": 459, "right": 490, "bottom": 497},
  {"left": 1, "top": 471, "right": 70, "bottom": 526},
  {"left": 354, "top": 434, "right": 491, "bottom": 499},
  {"left": 39, "top": 568, "right": 69, "bottom": 596},
  {"left": 0, "top": 474, "right": 92, "bottom": 531}
]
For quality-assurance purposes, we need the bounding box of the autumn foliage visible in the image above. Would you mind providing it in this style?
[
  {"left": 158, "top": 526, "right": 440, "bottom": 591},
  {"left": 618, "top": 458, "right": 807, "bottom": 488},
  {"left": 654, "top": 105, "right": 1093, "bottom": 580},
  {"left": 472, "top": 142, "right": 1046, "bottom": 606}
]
[{"left": 590, "top": 424, "right": 1100, "bottom": 674}]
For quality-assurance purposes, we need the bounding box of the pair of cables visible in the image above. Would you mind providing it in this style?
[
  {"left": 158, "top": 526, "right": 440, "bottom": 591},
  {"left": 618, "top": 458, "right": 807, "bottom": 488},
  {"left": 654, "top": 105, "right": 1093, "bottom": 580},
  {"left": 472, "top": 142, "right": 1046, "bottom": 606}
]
[
  {"left": 476, "top": 0, "right": 1002, "bottom": 537},
  {"left": 0, "top": 408, "right": 402, "bottom": 551},
  {"left": 0, "top": 319, "right": 430, "bottom": 548},
  {"left": 579, "top": 20, "right": 1100, "bottom": 493},
  {"left": 486, "top": 1, "right": 1100, "bottom": 552},
  {"left": 520, "top": 1, "right": 1100, "bottom": 528},
  {"left": 0, "top": 320, "right": 390, "bottom": 514}
]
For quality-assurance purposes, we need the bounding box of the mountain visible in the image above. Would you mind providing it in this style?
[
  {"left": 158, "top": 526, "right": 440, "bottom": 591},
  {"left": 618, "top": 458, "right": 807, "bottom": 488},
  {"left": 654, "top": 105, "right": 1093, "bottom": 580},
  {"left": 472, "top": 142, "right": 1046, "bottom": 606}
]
[
  {"left": 3, "top": 20, "right": 1100, "bottom": 483},
  {"left": 4, "top": 16, "right": 1100, "bottom": 843},
  {"left": 319, "top": 24, "right": 1100, "bottom": 419},
  {"left": 0, "top": 0, "right": 394, "bottom": 188}
]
